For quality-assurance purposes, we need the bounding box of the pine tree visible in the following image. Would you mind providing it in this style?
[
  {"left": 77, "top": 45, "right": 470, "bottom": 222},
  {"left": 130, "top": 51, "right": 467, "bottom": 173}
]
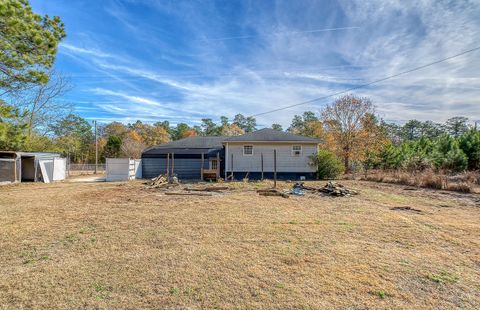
[{"left": 0, "top": 0, "right": 66, "bottom": 91}]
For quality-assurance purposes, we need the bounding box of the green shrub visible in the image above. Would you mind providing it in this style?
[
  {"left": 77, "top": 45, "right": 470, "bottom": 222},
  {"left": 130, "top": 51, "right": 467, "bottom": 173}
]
[
  {"left": 311, "top": 150, "right": 344, "bottom": 179},
  {"left": 104, "top": 135, "right": 122, "bottom": 158},
  {"left": 458, "top": 129, "right": 480, "bottom": 170},
  {"left": 432, "top": 135, "right": 468, "bottom": 172}
]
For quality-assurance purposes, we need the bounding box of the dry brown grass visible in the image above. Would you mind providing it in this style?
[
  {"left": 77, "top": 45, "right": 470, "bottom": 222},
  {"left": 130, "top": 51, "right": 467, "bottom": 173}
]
[
  {"left": 421, "top": 171, "right": 445, "bottom": 190},
  {"left": 0, "top": 180, "right": 479, "bottom": 309},
  {"left": 363, "top": 170, "right": 479, "bottom": 193},
  {"left": 445, "top": 183, "right": 472, "bottom": 193}
]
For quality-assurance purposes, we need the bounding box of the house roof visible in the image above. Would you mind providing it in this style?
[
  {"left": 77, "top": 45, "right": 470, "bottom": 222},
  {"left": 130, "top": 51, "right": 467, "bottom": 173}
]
[
  {"left": 143, "top": 129, "right": 319, "bottom": 156},
  {"left": 142, "top": 136, "right": 226, "bottom": 154},
  {"left": 223, "top": 128, "right": 320, "bottom": 143}
]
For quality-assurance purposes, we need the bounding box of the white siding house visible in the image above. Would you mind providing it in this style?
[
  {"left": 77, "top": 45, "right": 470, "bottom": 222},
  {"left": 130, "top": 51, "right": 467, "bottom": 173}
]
[
  {"left": 223, "top": 128, "right": 320, "bottom": 180},
  {"left": 141, "top": 129, "right": 320, "bottom": 181},
  {"left": 225, "top": 143, "right": 317, "bottom": 172}
]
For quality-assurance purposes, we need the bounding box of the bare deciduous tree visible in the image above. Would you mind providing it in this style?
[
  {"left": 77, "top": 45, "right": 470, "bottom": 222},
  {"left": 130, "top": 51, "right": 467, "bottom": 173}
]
[
  {"left": 15, "top": 71, "right": 72, "bottom": 136},
  {"left": 321, "top": 94, "right": 375, "bottom": 171},
  {"left": 121, "top": 134, "right": 147, "bottom": 158}
]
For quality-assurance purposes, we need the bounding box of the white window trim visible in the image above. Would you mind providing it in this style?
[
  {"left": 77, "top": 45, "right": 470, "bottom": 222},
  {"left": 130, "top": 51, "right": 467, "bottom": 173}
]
[
  {"left": 292, "top": 145, "right": 302, "bottom": 156},
  {"left": 243, "top": 145, "right": 254, "bottom": 156}
]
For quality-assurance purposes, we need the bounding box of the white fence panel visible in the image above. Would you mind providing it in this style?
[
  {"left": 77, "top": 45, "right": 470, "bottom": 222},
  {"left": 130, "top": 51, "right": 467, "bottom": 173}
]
[
  {"left": 106, "top": 158, "right": 141, "bottom": 182},
  {"left": 39, "top": 160, "right": 53, "bottom": 183},
  {"left": 134, "top": 159, "right": 142, "bottom": 179},
  {"left": 53, "top": 158, "right": 66, "bottom": 181}
]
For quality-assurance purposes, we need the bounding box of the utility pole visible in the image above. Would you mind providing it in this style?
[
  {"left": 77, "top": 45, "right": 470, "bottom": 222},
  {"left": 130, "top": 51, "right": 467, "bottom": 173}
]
[
  {"left": 273, "top": 149, "right": 277, "bottom": 188},
  {"left": 94, "top": 120, "right": 98, "bottom": 174}
]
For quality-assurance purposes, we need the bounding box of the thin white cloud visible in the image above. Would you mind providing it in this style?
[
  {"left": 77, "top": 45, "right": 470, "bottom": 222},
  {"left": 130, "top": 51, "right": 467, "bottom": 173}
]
[
  {"left": 60, "top": 43, "right": 113, "bottom": 58},
  {"left": 201, "top": 26, "right": 360, "bottom": 41}
]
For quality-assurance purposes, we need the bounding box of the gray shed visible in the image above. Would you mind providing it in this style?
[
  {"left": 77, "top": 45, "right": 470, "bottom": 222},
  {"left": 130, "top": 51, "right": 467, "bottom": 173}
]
[
  {"left": 141, "top": 136, "right": 225, "bottom": 180},
  {"left": 0, "top": 151, "right": 65, "bottom": 183}
]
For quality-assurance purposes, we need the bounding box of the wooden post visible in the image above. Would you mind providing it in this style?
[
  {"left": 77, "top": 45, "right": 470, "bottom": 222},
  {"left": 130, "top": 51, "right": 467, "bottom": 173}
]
[
  {"left": 13, "top": 158, "right": 17, "bottom": 182},
  {"left": 67, "top": 151, "right": 70, "bottom": 178},
  {"left": 261, "top": 153, "right": 264, "bottom": 180},
  {"left": 230, "top": 153, "right": 234, "bottom": 181},
  {"left": 224, "top": 143, "right": 228, "bottom": 180},
  {"left": 94, "top": 120, "right": 98, "bottom": 174},
  {"left": 216, "top": 152, "right": 220, "bottom": 180},
  {"left": 171, "top": 152, "right": 175, "bottom": 177},
  {"left": 201, "top": 153, "right": 204, "bottom": 181},
  {"left": 273, "top": 149, "right": 277, "bottom": 188},
  {"left": 166, "top": 153, "right": 170, "bottom": 179}
]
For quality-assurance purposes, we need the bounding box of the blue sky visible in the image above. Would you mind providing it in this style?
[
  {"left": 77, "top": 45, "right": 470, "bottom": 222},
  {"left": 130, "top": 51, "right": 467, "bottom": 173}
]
[{"left": 31, "top": 0, "right": 480, "bottom": 127}]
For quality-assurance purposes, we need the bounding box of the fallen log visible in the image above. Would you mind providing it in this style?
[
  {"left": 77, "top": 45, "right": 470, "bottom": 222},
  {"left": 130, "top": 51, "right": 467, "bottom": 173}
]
[
  {"left": 258, "top": 192, "right": 289, "bottom": 198},
  {"left": 164, "top": 192, "right": 213, "bottom": 196},
  {"left": 257, "top": 189, "right": 278, "bottom": 193},
  {"left": 257, "top": 189, "right": 289, "bottom": 198},
  {"left": 391, "top": 206, "right": 423, "bottom": 213},
  {"left": 184, "top": 186, "right": 230, "bottom": 192}
]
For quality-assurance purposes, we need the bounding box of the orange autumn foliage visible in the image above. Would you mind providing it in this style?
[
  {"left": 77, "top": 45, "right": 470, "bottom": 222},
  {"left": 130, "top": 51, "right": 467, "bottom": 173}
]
[{"left": 182, "top": 129, "right": 198, "bottom": 138}]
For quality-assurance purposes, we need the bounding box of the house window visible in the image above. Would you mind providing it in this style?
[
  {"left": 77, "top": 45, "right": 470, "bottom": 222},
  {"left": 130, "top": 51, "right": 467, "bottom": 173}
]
[
  {"left": 243, "top": 145, "right": 253, "bottom": 156},
  {"left": 292, "top": 145, "right": 302, "bottom": 156}
]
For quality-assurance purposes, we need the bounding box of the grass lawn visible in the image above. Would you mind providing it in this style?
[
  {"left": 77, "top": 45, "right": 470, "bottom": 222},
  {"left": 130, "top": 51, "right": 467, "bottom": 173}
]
[{"left": 0, "top": 180, "right": 479, "bottom": 309}]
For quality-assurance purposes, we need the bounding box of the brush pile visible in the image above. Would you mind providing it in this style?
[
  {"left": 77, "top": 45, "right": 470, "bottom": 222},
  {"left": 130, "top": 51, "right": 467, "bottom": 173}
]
[{"left": 293, "top": 181, "right": 358, "bottom": 197}]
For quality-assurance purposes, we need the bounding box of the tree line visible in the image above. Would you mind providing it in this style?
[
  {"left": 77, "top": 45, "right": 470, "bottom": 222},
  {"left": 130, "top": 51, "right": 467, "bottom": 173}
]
[
  {"left": 95, "top": 114, "right": 258, "bottom": 161},
  {"left": 286, "top": 96, "right": 479, "bottom": 177}
]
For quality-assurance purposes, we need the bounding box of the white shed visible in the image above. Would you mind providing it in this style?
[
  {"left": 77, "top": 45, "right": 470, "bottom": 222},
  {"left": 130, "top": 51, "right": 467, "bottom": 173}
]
[
  {"left": 106, "top": 158, "right": 141, "bottom": 182},
  {"left": 0, "top": 151, "right": 66, "bottom": 183}
]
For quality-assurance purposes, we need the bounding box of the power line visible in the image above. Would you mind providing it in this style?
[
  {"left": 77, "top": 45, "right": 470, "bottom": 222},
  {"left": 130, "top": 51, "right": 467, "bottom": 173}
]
[
  {"left": 202, "top": 26, "right": 359, "bottom": 41},
  {"left": 250, "top": 46, "right": 480, "bottom": 117}
]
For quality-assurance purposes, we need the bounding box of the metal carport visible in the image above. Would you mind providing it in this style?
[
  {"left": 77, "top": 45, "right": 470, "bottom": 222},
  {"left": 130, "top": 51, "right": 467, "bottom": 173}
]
[{"left": 141, "top": 137, "right": 225, "bottom": 180}]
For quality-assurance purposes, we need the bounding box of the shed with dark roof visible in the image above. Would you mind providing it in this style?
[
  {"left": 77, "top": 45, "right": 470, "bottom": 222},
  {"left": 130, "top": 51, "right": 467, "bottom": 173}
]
[{"left": 141, "top": 136, "right": 225, "bottom": 180}]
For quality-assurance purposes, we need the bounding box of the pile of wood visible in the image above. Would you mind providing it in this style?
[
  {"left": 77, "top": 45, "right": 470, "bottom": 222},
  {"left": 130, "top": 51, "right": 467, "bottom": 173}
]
[
  {"left": 293, "top": 181, "right": 358, "bottom": 197},
  {"left": 148, "top": 174, "right": 179, "bottom": 188},
  {"left": 319, "top": 181, "right": 358, "bottom": 196},
  {"left": 257, "top": 188, "right": 289, "bottom": 198}
]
